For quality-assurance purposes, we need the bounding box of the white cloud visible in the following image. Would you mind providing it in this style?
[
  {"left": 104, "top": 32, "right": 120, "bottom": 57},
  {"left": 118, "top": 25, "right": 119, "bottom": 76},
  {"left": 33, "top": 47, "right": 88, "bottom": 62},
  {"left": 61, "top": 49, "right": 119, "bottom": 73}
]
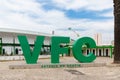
[
  {"left": 52, "top": 0, "right": 113, "bottom": 11},
  {"left": 0, "top": 0, "right": 54, "bottom": 33}
]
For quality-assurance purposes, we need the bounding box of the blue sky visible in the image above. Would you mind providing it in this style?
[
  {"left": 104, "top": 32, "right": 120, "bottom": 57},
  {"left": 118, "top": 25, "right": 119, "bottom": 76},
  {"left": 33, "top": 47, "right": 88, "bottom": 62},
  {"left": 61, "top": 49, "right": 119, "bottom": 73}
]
[{"left": 0, "top": 0, "right": 114, "bottom": 44}]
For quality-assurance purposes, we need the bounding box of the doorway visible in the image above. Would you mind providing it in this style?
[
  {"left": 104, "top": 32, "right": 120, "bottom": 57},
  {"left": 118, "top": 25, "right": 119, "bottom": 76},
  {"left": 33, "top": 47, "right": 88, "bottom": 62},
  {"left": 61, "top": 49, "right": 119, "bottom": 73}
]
[
  {"left": 99, "top": 49, "right": 102, "bottom": 56},
  {"left": 15, "top": 48, "right": 19, "bottom": 55}
]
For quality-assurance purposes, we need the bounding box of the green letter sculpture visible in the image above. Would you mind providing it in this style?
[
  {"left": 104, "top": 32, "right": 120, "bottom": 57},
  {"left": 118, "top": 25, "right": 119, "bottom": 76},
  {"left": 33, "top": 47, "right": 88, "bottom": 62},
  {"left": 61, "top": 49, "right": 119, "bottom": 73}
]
[
  {"left": 72, "top": 37, "right": 96, "bottom": 63},
  {"left": 51, "top": 36, "right": 70, "bottom": 63},
  {"left": 18, "top": 36, "right": 44, "bottom": 64}
]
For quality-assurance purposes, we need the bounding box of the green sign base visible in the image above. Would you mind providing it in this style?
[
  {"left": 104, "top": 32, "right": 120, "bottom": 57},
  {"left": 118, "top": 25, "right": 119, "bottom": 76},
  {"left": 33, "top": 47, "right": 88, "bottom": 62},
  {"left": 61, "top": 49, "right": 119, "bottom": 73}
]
[{"left": 9, "top": 63, "right": 106, "bottom": 69}]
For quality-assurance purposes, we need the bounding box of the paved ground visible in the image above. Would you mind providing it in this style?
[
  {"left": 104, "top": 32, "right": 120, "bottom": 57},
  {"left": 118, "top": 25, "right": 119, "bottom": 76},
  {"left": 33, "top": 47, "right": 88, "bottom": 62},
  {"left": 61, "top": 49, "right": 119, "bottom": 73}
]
[{"left": 0, "top": 57, "right": 120, "bottom": 80}]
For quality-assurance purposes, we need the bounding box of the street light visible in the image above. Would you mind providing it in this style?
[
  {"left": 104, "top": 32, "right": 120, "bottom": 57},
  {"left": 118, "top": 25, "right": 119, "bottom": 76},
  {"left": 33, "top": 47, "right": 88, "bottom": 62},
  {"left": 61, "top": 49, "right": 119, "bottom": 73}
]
[
  {"left": 68, "top": 27, "right": 80, "bottom": 37},
  {"left": 52, "top": 30, "right": 55, "bottom": 35}
]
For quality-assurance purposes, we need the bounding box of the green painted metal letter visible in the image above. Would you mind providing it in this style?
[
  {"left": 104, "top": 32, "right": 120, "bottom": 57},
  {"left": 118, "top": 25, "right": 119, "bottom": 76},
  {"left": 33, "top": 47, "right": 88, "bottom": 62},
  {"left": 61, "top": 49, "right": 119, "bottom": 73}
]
[
  {"left": 72, "top": 37, "right": 96, "bottom": 63},
  {"left": 18, "top": 36, "right": 44, "bottom": 64},
  {"left": 51, "top": 36, "right": 70, "bottom": 63}
]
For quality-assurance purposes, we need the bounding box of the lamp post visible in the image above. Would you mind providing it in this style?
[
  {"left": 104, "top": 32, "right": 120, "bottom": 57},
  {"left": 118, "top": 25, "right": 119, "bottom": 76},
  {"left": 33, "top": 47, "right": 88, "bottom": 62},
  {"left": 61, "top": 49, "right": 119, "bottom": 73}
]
[
  {"left": 68, "top": 27, "right": 80, "bottom": 37},
  {"left": 68, "top": 27, "right": 80, "bottom": 56},
  {"left": 52, "top": 30, "right": 55, "bottom": 35}
]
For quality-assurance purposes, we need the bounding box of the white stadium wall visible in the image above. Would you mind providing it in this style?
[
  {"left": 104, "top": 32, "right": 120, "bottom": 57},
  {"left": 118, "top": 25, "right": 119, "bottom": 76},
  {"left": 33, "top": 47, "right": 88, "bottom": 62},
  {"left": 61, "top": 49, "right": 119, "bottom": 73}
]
[{"left": 0, "top": 29, "right": 51, "bottom": 55}]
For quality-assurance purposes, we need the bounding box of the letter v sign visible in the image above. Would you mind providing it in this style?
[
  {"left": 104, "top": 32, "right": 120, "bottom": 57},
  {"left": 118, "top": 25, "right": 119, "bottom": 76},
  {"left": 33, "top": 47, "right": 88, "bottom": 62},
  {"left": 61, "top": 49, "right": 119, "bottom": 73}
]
[{"left": 18, "top": 36, "right": 44, "bottom": 64}]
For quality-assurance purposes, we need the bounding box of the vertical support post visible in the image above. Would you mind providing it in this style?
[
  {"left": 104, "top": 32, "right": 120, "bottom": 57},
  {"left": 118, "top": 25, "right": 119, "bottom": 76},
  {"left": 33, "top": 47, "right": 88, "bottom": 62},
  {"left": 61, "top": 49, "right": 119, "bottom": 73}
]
[
  {"left": 110, "top": 47, "right": 113, "bottom": 58},
  {"left": 13, "top": 36, "right": 15, "bottom": 55},
  {"left": 0, "top": 38, "right": 2, "bottom": 55}
]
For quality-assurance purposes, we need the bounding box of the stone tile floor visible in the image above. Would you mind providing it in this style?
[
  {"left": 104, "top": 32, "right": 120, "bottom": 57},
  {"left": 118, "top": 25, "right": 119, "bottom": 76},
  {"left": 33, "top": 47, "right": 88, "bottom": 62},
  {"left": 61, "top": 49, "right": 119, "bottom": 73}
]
[{"left": 0, "top": 57, "right": 120, "bottom": 80}]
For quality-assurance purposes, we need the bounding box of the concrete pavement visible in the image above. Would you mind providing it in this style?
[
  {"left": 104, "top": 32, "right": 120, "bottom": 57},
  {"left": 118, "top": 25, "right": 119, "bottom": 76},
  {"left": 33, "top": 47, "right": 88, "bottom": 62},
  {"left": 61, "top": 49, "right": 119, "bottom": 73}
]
[{"left": 0, "top": 57, "right": 120, "bottom": 80}]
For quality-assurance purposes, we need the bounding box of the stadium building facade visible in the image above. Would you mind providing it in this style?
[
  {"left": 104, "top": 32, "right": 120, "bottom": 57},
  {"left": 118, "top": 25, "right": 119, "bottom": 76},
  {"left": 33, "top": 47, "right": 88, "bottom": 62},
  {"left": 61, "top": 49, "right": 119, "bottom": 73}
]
[
  {"left": 0, "top": 28, "right": 114, "bottom": 57},
  {"left": 0, "top": 28, "right": 51, "bottom": 55}
]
